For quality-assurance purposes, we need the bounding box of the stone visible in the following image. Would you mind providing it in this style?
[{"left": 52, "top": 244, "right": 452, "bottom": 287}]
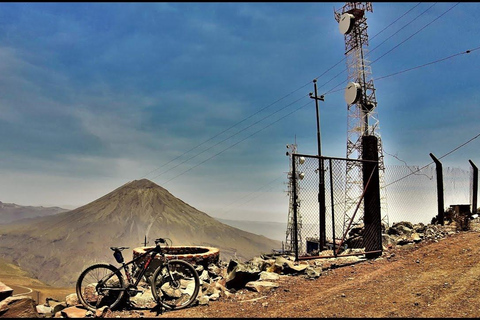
[
  {"left": 245, "top": 281, "right": 279, "bottom": 293},
  {"left": 199, "top": 270, "right": 210, "bottom": 282},
  {"left": 259, "top": 271, "right": 280, "bottom": 281},
  {"left": 36, "top": 304, "right": 52, "bottom": 314},
  {"left": 0, "top": 295, "right": 40, "bottom": 318},
  {"left": 51, "top": 301, "right": 67, "bottom": 314},
  {"left": 225, "top": 261, "right": 260, "bottom": 290},
  {"left": 129, "top": 289, "right": 156, "bottom": 308},
  {"left": 60, "top": 306, "right": 87, "bottom": 318},
  {"left": 304, "top": 267, "right": 321, "bottom": 279},
  {"left": 65, "top": 293, "right": 79, "bottom": 307},
  {"left": 0, "top": 282, "right": 13, "bottom": 302},
  {"left": 95, "top": 306, "right": 111, "bottom": 318},
  {"left": 197, "top": 295, "right": 209, "bottom": 306}
]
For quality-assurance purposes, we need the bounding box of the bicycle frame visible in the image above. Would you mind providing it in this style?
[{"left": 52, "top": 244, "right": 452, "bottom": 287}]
[{"left": 106, "top": 242, "right": 167, "bottom": 293}]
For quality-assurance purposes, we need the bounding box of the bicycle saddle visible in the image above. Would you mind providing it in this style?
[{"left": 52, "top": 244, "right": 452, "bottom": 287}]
[{"left": 110, "top": 246, "right": 129, "bottom": 251}]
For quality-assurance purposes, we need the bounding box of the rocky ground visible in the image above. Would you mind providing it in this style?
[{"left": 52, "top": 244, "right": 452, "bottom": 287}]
[{"left": 2, "top": 219, "right": 480, "bottom": 318}]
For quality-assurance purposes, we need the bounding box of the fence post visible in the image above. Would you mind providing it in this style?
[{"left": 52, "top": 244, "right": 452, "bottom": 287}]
[
  {"left": 362, "top": 136, "right": 382, "bottom": 259},
  {"left": 429, "top": 153, "right": 444, "bottom": 226},
  {"left": 469, "top": 160, "right": 478, "bottom": 216}
]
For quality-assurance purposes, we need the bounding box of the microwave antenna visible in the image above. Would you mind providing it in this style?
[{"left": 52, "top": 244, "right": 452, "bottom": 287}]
[{"left": 334, "top": 2, "right": 388, "bottom": 231}]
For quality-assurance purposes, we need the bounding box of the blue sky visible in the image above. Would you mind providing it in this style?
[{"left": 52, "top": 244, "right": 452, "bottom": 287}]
[{"left": 0, "top": 2, "right": 479, "bottom": 223}]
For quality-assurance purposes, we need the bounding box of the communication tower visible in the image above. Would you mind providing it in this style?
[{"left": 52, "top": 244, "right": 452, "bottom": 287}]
[
  {"left": 285, "top": 143, "right": 305, "bottom": 253},
  {"left": 334, "top": 2, "right": 388, "bottom": 229}
]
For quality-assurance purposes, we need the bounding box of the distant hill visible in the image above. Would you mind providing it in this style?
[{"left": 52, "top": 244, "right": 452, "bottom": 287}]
[
  {"left": 0, "top": 179, "right": 281, "bottom": 287},
  {"left": 0, "top": 201, "right": 68, "bottom": 224}
]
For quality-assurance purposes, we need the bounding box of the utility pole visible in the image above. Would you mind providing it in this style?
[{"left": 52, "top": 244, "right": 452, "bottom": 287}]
[{"left": 309, "top": 79, "right": 326, "bottom": 251}]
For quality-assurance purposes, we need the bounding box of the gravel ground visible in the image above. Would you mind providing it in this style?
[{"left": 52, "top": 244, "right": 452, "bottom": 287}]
[{"left": 106, "top": 224, "right": 480, "bottom": 318}]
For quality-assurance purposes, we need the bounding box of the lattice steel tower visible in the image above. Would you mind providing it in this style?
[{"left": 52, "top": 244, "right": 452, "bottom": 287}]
[
  {"left": 285, "top": 143, "right": 304, "bottom": 253},
  {"left": 334, "top": 2, "right": 388, "bottom": 230}
]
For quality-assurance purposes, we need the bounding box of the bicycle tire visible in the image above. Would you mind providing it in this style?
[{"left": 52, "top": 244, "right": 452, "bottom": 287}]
[
  {"left": 150, "top": 259, "right": 200, "bottom": 310},
  {"left": 76, "top": 263, "right": 125, "bottom": 311}
]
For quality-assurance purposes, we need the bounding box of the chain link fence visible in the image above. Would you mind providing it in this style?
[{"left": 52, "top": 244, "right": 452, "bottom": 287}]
[
  {"left": 289, "top": 152, "right": 478, "bottom": 260},
  {"left": 384, "top": 164, "right": 475, "bottom": 225},
  {"left": 291, "top": 153, "right": 380, "bottom": 259}
]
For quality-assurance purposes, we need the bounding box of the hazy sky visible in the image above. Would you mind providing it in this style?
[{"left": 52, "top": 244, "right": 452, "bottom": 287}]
[{"left": 0, "top": 2, "right": 478, "bottom": 223}]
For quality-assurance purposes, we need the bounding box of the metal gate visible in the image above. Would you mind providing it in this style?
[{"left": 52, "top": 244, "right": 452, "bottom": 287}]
[{"left": 290, "top": 152, "right": 382, "bottom": 260}]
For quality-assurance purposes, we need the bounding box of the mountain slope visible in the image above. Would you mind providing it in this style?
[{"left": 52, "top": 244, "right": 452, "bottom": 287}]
[
  {"left": 0, "top": 201, "right": 67, "bottom": 224},
  {"left": 0, "top": 179, "right": 281, "bottom": 287}
]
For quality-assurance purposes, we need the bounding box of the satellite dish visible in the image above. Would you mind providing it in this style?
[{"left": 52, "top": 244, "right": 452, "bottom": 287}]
[
  {"left": 345, "top": 82, "right": 361, "bottom": 105},
  {"left": 339, "top": 13, "right": 354, "bottom": 34}
]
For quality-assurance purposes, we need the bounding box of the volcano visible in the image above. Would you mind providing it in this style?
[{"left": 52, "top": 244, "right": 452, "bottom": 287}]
[{"left": 0, "top": 179, "right": 281, "bottom": 287}]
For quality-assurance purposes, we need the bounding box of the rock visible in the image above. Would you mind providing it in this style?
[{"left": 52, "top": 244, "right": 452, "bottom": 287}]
[
  {"left": 207, "top": 264, "right": 223, "bottom": 278},
  {"left": 304, "top": 266, "right": 321, "bottom": 279},
  {"left": 0, "top": 295, "right": 40, "bottom": 318},
  {"left": 282, "top": 260, "right": 308, "bottom": 274},
  {"left": 36, "top": 304, "right": 52, "bottom": 315},
  {"left": 95, "top": 306, "right": 111, "bottom": 318},
  {"left": 197, "top": 295, "right": 209, "bottom": 306},
  {"left": 129, "top": 289, "right": 156, "bottom": 308},
  {"left": 0, "top": 282, "right": 13, "bottom": 302},
  {"left": 50, "top": 301, "right": 67, "bottom": 314},
  {"left": 199, "top": 270, "right": 210, "bottom": 282},
  {"left": 348, "top": 224, "right": 364, "bottom": 237},
  {"left": 410, "top": 232, "right": 422, "bottom": 243},
  {"left": 259, "top": 271, "right": 280, "bottom": 281},
  {"left": 250, "top": 257, "right": 267, "bottom": 271},
  {"left": 345, "top": 236, "right": 363, "bottom": 249},
  {"left": 65, "top": 293, "right": 79, "bottom": 307},
  {"left": 396, "top": 237, "right": 413, "bottom": 246},
  {"left": 60, "top": 306, "right": 87, "bottom": 318},
  {"left": 245, "top": 281, "right": 279, "bottom": 293},
  {"left": 225, "top": 261, "right": 261, "bottom": 290}
]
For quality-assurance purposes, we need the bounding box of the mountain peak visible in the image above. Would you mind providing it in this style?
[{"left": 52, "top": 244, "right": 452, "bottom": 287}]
[{"left": 124, "top": 178, "right": 160, "bottom": 189}]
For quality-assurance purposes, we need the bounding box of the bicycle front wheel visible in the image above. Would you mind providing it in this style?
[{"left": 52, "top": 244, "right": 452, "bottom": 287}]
[
  {"left": 151, "top": 259, "right": 200, "bottom": 310},
  {"left": 76, "top": 263, "right": 125, "bottom": 311}
]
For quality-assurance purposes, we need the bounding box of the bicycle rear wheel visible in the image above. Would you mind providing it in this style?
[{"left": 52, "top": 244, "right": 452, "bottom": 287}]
[
  {"left": 76, "top": 263, "right": 125, "bottom": 311},
  {"left": 151, "top": 259, "right": 200, "bottom": 310}
]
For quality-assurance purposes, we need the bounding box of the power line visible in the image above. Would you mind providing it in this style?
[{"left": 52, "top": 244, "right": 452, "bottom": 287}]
[
  {"left": 369, "top": 2, "right": 422, "bottom": 41},
  {"left": 374, "top": 47, "right": 479, "bottom": 81},
  {"left": 385, "top": 132, "right": 480, "bottom": 187},
  {"left": 162, "top": 98, "right": 312, "bottom": 184},
  {"left": 142, "top": 3, "right": 422, "bottom": 182},
  {"left": 315, "top": 2, "right": 424, "bottom": 94},
  {"left": 141, "top": 86, "right": 307, "bottom": 179},
  {"left": 218, "top": 174, "right": 285, "bottom": 216},
  {"left": 371, "top": 2, "right": 460, "bottom": 64},
  {"left": 322, "top": 2, "right": 458, "bottom": 96},
  {"left": 324, "top": 46, "right": 479, "bottom": 95},
  {"left": 369, "top": 2, "right": 435, "bottom": 55},
  {"left": 150, "top": 94, "right": 309, "bottom": 181}
]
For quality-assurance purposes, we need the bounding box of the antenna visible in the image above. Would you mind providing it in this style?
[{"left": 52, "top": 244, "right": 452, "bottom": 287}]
[
  {"left": 285, "top": 142, "right": 304, "bottom": 254},
  {"left": 334, "top": 2, "right": 388, "bottom": 231},
  {"left": 141, "top": 235, "right": 149, "bottom": 247}
]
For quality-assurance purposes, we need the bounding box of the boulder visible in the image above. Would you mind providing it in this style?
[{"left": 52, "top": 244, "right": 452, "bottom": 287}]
[
  {"left": 0, "top": 295, "right": 40, "bottom": 318},
  {"left": 259, "top": 271, "right": 280, "bottom": 281},
  {"left": 65, "top": 293, "right": 79, "bottom": 307},
  {"left": 60, "top": 306, "right": 88, "bottom": 318},
  {"left": 245, "top": 281, "right": 279, "bottom": 293},
  {"left": 0, "top": 282, "right": 13, "bottom": 302},
  {"left": 225, "top": 261, "right": 261, "bottom": 290}
]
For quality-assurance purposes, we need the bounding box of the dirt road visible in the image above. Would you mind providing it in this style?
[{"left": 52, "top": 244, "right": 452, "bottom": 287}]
[{"left": 124, "top": 229, "right": 480, "bottom": 318}]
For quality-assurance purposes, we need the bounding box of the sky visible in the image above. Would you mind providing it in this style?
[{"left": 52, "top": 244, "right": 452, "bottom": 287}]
[{"left": 0, "top": 2, "right": 479, "bottom": 224}]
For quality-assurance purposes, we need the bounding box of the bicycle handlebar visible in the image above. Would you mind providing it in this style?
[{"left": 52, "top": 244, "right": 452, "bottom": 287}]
[{"left": 155, "top": 238, "right": 166, "bottom": 244}]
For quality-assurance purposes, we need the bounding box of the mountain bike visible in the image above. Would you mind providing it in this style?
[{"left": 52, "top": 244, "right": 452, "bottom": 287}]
[{"left": 76, "top": 238, "right": 200, "bottom": 312}]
